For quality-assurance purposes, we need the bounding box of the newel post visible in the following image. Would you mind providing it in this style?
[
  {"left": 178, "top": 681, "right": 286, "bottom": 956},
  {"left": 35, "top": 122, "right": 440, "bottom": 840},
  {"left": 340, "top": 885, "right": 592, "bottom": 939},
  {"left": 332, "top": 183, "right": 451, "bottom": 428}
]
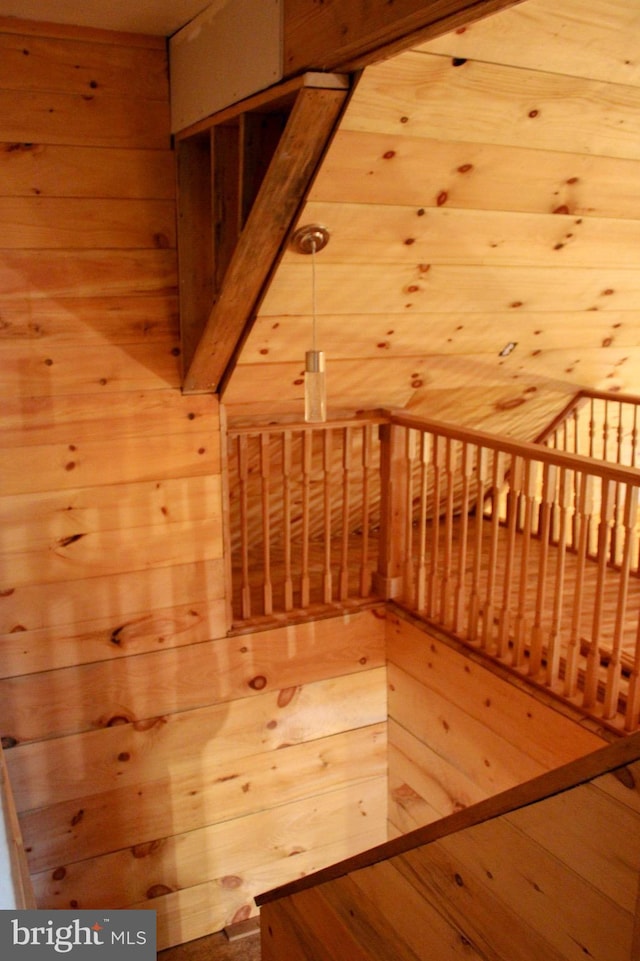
[{"left": 373, "top": 421, "right": 408, "bottom": 599}]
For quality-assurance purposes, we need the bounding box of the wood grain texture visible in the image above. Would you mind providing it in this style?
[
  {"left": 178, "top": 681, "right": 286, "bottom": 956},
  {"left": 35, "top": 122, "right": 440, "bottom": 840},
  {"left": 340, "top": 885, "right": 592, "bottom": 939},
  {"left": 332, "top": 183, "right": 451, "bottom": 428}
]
[
  {"left": 0, "top": 143, "right": 175, "bottom": 199},
  {"left": 386, "top": 615, "right": 608, "bottom": 838},
  {"left": 0, "top": 197, "right": 176, "bottom": 249},
  {"left": 20, "top": 722, "right": 386, "bottom": 873},
  {"left": 419, "top": 0, "right": 640, "bottom": 88},
  {"left": 0, "top": 20, "right": 385, "bottom": 952},
  {"left": 282, "top": 0, "right": 519, "bottom": 74},
  {"left": 32, "top": 778, "right": 387, "bottom": 910},
  {"left": 260, "top": 731, "right": 640, "bottom": 961},
  {"left": 184, "top": 82, "right": 349, "bottom": 392},
  {"left": 0, "top": 30, "right": 168, "bottom": 99},
  {"left": 228, "top": 0, "right": 640, "bottom": 425},
  {"left": 1, "top": 609, "right": 386, "bottom": 747}
]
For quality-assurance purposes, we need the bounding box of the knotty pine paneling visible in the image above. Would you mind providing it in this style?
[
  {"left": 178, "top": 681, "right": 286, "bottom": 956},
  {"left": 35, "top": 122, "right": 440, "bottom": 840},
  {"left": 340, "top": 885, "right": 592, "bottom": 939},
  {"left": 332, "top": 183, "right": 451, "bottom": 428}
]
[
  {"left": 227, "top": 0, "right": 640, "bottom": 426},
  {"left": 154, "top": 822, "right": 387, "bottom": 950},
  {"left": 20, "top": 721, "right": 387, "bottom": 874},
  {"left": 343, "top": 52, "right": 640, "bottom": 162},
  {"left": 309, "top": 130, "right": 640, "bottom": 219},
  {"left": 0, "top": 198, "right": 177, "bottom": 249},
  {"left": 32, "top": 779, "right": 387, "bottom": 910},
  {"left": 260, "top": 264, "right": 640, "bottom": 316},
  {"left": 0, "top": 250, "right": 177, "bottom": 299},
  {"left": 0, "top": 143, "right": 176, "bottom": 199},
  {"left": 0, "top": 30, "right": 169, "bottom": 99},
  {"left": 2, "top": 612, "right": 386, "bottom": 747},
  {"left": 291, "top": 201, "right": 640, "bottom": 269},
  {"left": 0, "top": 89, "right": 169, "bottom": 150},
  {"left": 386, "top": 613, "right": 606, "bottom": 835},
  {"left": 0, "top": 430, "right": 216, "bottom": 497},
  {"left": 0, "top": 558, "right": 225, "bottom": 641},
  {"left": 0, "top": 389, "right": 210, "bottom": 448},
  {"left": 281, "top": 0, "right": 518, "bottom": 75},
  {"left": 420, "top": 0, "right": 640, "bottom": 88},
  {"left": 0, "top": 18, "right": 388, "bottom": 950},
  {"left": 0, "top": 596, "right": 229, "bottom": 678}
]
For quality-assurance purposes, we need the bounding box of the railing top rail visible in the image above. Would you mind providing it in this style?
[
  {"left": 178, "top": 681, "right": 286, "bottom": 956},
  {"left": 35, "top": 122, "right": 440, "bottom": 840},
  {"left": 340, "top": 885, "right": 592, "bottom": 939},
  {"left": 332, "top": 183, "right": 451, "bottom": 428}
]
[
  {"left": 534, "top": 388, "right": 640, "bottom": 445},
  {"left": 226, "top": 404, "right": 640, "bottom": 482},
  {"left": 388, "top": 410, "right": 640, "bottom": 486},
  {"left": 576, "top": 387, "right": 640, "bottom": 407},
  {"left": 227, "top": 412, "right": 387, "bottom": 438},
  {"left": 257, "top": 726, "right": 640, "bottom": 907}
]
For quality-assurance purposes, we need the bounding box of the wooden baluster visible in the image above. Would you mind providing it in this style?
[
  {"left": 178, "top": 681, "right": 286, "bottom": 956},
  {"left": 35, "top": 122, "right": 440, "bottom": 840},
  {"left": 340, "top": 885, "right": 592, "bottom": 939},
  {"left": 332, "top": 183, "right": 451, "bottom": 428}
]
[
  {"left": 322, "top": 429, "right": 333, "bottom": 604},
  {"left": 513, "top": 458, "right": 538, "bottom": 669},
  {"left": 632, "top": 404, "right": 639, "bottom": 471},
  {"left": 237, "top": 434, "right": 252, "bottom": 619},
  {"left": 358, "top": 424, "right": 373, "bottom": 598},
  {"left": 300, "top": 429, "right": 312, "bottom": 608},
  {"left": 546, "top": 468, "right": 572, "bottom": 691},
  {"left": 569, "top": 407, "right": 581, "bottom": 550},
  {"left": 609, "top": 405, "right": 624, "bottom": 567},
  {"left": 415, "top": 431, "right": 431, "bottom": 612},
  {"left": 632, "top": 406, "right": 640, "bottom": 575},
  {"left": 530, "top": 462, "right": 556, "bottom": 677},
  {"left": 339, "top": 427, "right": 352, "bottom": 601},
  {"left": 602, "top": 398, "right": 610, "bottom": 464},
  {"left": 260, "top": 433, "right": 273, "bottom": 616},
  {"left": 565, "top": 472, "right": 594, "bottom": 698},
  {"left": 428, "top": 434, "right": 443, "bottom": 619},
  {"left": 440, "top": 437, "right": 455, "bottom": 625},
  {"left": 282, "top": 430, "right": 293, "bottom": 611},
  {"left": 604, "top": 484, "right": 639, "bottom": 719},
  {"left": 497, "top": 456, "right": 522, "bottom": 660},
  {"left": 571, "top": 405, "right": 579, "bottom": 454},
  {"left": 403, "top": 429, "right": 417, "bottom": 606},
  {"left": 374, "top": 423, "right": 407, "bottom": 600},
  {"left": 481, "top": 450, "right": 504, "bottom": 652},
  {"left": 588, "top": 396, "right": 597, "bottom": 459},
  {"left": 453, "top": 441, "right": 473, "bottom": 635},
  {"left": 625, "top": 610, "right": 640, "bottom": 732},
  {"left": 583, "top": 477, "right": 613, "bottom": 709},
  {"left": 468, "top": 446, "right": 488, "bottom": 644}
]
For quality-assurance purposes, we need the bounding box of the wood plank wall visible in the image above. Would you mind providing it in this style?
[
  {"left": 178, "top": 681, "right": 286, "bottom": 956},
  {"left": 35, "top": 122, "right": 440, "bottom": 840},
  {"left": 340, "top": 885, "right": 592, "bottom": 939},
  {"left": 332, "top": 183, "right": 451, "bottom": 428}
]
[
  {"left": 386, "top": 611, "right": 608, "bottom": 836},
  {"left": 0, "top": 18, "right": 388, "bottom": 949}
]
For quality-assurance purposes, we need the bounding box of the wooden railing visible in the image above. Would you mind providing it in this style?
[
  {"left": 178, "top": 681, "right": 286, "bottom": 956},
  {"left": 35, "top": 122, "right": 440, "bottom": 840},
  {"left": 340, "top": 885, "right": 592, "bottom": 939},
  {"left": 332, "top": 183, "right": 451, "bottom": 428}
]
[
  {"left": 226, "top": 406, "right": 640, "bottom": 731},
  {"left": 226, "top": 416, "right": 386, "bottom": 624},
  {"left": 384, "top": 412, "right": 640, "bottom": 733},
  {"left": 537, "top": 389, "right": 640, "bottom": 467},
  {"left": 537, "top": 390, "right": 640, "bottom": 571}
]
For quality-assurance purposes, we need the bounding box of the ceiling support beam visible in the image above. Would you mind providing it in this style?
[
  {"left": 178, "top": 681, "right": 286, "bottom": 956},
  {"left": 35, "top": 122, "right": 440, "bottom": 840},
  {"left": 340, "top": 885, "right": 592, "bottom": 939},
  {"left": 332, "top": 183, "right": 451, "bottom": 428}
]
[
  {"left": 283, "top": 0, "right": 524, "bottom": 75},
  {"left": 180, "top": 74, "right": 350, "bottom": 395}
]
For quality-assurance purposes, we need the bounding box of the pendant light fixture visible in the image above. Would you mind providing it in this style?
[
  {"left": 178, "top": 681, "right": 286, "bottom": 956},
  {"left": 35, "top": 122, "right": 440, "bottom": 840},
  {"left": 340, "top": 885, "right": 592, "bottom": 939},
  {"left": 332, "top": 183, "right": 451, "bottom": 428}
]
[{"left": 291, "top": 223, "right": 330, "bottom": 423}]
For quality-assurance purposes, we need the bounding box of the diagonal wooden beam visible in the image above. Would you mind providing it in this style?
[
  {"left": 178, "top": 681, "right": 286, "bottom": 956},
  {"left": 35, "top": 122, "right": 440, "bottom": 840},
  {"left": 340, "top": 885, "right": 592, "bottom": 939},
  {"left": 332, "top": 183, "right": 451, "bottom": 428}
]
[{"left": 182, "top": 76, "right": 350, "bottom": 394}]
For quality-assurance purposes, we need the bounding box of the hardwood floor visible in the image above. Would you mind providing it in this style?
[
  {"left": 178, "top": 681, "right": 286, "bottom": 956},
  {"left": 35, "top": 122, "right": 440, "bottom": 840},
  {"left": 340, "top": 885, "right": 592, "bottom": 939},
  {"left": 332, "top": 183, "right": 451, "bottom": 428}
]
[{"left": 159, "top": 928, "right": 261, "bottom": 961}]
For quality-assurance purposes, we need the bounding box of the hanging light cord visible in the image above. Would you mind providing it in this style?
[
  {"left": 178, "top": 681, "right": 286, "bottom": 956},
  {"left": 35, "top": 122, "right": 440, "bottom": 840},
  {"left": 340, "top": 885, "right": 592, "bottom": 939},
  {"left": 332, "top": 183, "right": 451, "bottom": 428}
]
[{"left": 310, "top": 236, "right": 318, "bottom": 353}]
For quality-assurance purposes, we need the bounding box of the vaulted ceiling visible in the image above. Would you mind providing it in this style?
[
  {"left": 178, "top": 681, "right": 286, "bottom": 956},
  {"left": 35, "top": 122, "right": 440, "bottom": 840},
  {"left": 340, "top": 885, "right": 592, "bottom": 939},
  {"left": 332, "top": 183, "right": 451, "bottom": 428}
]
[
  {"left": 219, "top": 0, "right": 640, "bottom": 438},
  {"left": 2, "top": 0, "right": 638, "bottom": 440}
]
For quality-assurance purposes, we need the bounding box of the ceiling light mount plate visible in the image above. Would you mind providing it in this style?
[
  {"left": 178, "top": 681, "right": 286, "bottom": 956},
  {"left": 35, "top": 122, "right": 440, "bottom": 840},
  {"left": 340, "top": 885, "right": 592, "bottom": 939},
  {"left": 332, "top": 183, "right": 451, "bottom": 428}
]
[{"left": 291, "top": 224, "right": 330, "bottom": 255}]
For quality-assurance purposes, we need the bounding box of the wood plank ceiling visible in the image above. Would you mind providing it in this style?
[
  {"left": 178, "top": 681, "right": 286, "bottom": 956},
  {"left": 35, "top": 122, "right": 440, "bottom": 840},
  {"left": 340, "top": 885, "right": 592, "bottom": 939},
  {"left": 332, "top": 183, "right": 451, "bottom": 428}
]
[{"left": 221, "top": 0, "right": 640, "bottom": 438}]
